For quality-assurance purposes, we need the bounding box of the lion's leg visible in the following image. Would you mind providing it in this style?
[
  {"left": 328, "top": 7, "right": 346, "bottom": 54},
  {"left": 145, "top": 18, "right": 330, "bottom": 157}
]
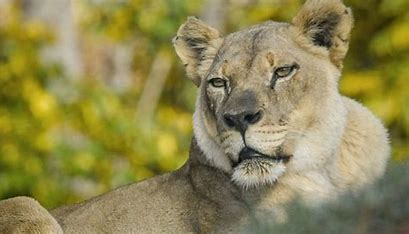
[{"left": 0, "top": 196, "right": 63, "bottom": 234}]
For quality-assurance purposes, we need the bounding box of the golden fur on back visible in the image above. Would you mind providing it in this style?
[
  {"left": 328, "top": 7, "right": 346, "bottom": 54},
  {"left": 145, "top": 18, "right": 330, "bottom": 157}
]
[{"left": 0, "top": 0, "right": 390, "bottom": 232}]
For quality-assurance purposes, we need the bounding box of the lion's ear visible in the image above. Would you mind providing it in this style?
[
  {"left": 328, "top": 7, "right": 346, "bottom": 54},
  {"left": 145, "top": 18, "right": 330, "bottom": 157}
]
[
  {"left": 292, "top": 0, "right": 353, "bottom": 69},
  {"left": 173, "top": 17, "right": 223, "bottom": 87}
]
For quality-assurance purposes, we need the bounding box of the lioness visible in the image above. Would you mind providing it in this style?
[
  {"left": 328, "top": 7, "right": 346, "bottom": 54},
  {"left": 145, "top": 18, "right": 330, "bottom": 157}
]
[{"left": 0, "top": 0, "right": 390, "bottom": 232}]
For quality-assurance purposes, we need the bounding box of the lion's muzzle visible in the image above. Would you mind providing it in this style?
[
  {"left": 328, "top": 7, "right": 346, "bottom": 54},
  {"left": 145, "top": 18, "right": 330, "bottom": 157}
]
[
  {"left": 223, "top": 110, "right": 263, "bottom": 134},
  {"left": 221, "top": 90, "right": 263, "bottom": 133}
]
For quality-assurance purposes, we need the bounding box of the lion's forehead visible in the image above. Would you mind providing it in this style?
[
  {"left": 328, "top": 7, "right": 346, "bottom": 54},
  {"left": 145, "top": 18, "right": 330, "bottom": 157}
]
[
  {"left": 221, "top": 23, "right": 292, "bottom": 55},
  {"left": 211, "top": 24, "right": 299, "bottom": 79}
]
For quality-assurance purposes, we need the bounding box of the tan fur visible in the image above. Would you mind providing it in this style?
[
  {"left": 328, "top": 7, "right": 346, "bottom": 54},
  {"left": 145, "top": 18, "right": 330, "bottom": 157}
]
[
  {"left": 0, "top": 197, "right": 63, "bottom": 233},
  {"left": 0, "top": 0, "right": 389, "bottom": 232},
  {"left": 291, "top": 0, "right": 353, "bottom": 68},
  {"left": 173, "top": 17, "right": 223, "bottom": 86}
]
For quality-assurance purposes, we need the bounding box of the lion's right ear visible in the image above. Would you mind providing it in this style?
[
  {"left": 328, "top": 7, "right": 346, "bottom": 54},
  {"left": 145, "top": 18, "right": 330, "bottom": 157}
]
[{"left": 173, "top": 17, "right": 223, "bottom": 87}]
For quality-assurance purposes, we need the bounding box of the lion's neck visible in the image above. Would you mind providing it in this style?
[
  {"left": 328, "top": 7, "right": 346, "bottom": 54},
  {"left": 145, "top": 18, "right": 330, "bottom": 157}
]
[
  {"left": 187, "top": 138, "right": 266, "bottom": 198},
  {"left": 184, "top": 138, "right": 263, "bottom": 228},
  {"left": 192, "top": 95, "right": 233, "bottom": 172}
]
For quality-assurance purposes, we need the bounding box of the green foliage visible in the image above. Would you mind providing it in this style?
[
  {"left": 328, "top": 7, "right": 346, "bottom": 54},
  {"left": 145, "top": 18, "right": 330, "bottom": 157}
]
[
  {"left": 0, "top": 0, "right": 408, "bottom": 209},
  {"left": 0, "top": 5, "right": 70, "bottom": 208},
  {"left": 78, "top": 0, "right": 202, "bottom": 44},
  {"left": 341, "top": 0, "right": 409, "bottom": 162}
]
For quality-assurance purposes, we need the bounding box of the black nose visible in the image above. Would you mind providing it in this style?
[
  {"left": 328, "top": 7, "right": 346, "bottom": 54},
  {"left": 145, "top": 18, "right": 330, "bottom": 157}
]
[{"left": 223, "top": 110, "right": 263, "bottom": 133}]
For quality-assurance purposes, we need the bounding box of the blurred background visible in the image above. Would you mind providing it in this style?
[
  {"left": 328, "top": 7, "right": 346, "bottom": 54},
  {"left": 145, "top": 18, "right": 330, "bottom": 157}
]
[{"left": 0, "top": 0, "right": 407, "bottom": 209}]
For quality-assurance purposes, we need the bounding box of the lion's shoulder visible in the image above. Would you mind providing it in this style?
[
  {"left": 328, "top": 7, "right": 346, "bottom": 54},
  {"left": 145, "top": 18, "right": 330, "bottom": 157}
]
[{"left": 332, "top": 97, "right": 390, "bottom": 190}]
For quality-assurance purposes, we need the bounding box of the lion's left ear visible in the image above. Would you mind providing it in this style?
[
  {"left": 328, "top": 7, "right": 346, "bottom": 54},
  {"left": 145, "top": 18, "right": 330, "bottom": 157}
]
[
  {"left": 292, "top": 0, "right": 353, "bottom": 69},
  {"left": 173, "top": 17, "right": 223, "bottom": 87}
]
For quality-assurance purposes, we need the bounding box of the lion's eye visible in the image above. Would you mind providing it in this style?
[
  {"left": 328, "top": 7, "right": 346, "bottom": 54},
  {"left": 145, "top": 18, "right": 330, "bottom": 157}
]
[
  {"left": 274, "top": 64, "right": 298, "bottom": 78},
  {"left": 271, "top": 63, "right": 300, "bottom": 89},
  {"left": 208, "top": 78, "right": 226, "bottom": 88}
]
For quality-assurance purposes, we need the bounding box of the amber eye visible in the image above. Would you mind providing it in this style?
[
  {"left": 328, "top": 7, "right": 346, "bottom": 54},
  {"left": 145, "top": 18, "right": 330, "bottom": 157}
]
[
  {"left": 208, "top": 78, "right": 226, "bottom": 88},
  {"left": 274, "top": 64, "right": 299, "bottom": 78},
  {"left": 271, "top": 63, "right": 300, "bottom": 89}
]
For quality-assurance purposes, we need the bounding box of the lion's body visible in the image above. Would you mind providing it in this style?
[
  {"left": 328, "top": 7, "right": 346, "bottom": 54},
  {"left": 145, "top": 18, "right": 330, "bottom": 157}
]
[
  {"left": 0, "top": 0, "right": 390, "bottom": 232},
  {"left": 51, "top": 141, "right": 252, "bottom": 233}
]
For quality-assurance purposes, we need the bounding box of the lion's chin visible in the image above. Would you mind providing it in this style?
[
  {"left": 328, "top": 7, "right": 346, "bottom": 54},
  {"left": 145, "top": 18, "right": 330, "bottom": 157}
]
[{"left": 231, "top": 158, "right": 287, "bottom": 190}]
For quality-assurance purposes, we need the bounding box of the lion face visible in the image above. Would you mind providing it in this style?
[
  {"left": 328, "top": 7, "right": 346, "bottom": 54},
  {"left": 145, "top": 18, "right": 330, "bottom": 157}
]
[
  {"left": 201, "top": 25, "right": 336, "bottom": 188},
  {"left": 174, "top": 0, "right": 353, "bottom": 189}
]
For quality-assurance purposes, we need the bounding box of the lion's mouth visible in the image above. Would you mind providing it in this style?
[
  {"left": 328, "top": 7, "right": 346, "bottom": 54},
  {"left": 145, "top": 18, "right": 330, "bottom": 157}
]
[
  {"left": 235, "top": 147, "right": 291, "bottom": 166},
  {"left": 231, "top": 147, "right": 291, "bottom": 188}
]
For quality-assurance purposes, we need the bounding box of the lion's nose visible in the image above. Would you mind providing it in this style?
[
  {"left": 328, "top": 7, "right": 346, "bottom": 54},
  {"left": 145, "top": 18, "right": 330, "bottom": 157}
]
[{"left": 223, "top": 110, "right": 263, "bottom": 133}]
